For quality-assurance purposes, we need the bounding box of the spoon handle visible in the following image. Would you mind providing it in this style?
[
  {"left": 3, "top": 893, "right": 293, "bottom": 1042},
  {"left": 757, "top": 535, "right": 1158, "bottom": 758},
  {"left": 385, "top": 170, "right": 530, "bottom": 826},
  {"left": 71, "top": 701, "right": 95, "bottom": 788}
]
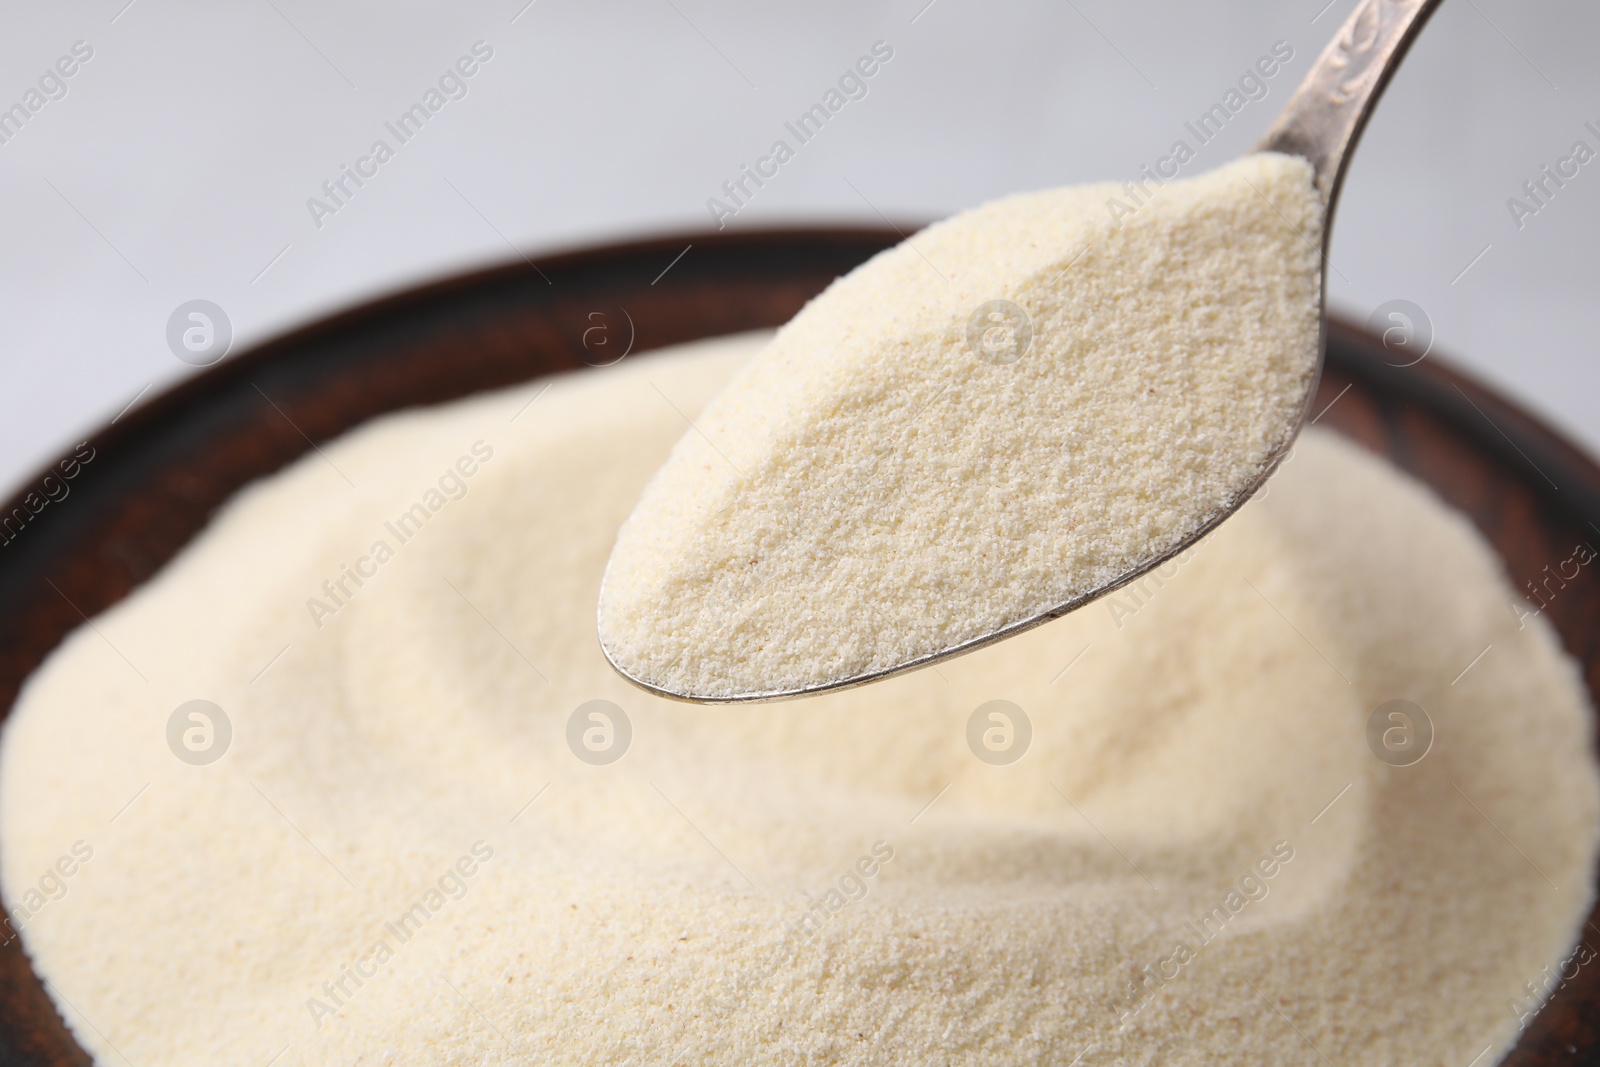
[{"left": 1256, "top": 0, "right": 1445, "bottom": 211}]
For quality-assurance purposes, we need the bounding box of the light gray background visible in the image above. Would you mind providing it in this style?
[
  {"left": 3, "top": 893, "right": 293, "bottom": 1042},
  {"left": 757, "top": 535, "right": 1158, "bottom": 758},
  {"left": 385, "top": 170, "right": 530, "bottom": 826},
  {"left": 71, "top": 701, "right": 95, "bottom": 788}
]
[{"left": 1, "top": 0, "right": 1595, "bottom": 498}]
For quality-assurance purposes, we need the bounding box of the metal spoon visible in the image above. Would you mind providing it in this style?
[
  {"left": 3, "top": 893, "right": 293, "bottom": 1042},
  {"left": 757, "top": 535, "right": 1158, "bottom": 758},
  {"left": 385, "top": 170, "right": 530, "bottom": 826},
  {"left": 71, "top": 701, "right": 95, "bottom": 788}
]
[{"left": 608, "top": 0, "right": 1444, "bottom": 704}]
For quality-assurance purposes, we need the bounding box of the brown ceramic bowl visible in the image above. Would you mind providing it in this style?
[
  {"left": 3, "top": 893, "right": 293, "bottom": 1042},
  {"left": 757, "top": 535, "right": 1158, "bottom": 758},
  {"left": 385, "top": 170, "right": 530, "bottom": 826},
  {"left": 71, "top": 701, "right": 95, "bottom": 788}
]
[{"left": 0, "top": 229, "right": 1596, "bottom": 1063}]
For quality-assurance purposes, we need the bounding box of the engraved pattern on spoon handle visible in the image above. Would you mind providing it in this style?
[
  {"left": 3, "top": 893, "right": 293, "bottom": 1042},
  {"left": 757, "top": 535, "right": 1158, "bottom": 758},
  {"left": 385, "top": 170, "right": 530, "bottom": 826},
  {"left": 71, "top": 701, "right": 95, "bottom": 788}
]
[{"left": 1256, "top": 0, "right": 1445, "bottom": 213}]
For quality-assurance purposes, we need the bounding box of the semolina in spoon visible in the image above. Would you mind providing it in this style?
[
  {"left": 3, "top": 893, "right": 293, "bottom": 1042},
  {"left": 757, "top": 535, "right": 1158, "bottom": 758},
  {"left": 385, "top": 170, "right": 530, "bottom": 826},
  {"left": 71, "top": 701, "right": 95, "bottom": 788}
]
[{"left": 598, "top": 0, "right": 1445, "bottom": 702}]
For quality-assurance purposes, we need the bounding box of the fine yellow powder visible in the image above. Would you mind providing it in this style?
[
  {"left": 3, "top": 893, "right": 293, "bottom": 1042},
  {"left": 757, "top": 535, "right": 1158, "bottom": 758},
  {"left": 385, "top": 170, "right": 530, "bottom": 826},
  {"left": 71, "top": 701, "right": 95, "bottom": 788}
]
[
  {"left": 599, "top": 154, "right": 1323, "bottom": 699},
  {"left": 1, "top": 335, "right": 1594, "bottom": 1066}
]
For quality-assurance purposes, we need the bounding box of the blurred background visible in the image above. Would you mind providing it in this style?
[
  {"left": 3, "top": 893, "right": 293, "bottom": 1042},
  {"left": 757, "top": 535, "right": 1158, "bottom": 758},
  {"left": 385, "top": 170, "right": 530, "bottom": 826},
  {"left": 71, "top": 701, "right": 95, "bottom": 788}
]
[{"left": 0, "top": 0, "right": 1595, "bottom": 497}]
